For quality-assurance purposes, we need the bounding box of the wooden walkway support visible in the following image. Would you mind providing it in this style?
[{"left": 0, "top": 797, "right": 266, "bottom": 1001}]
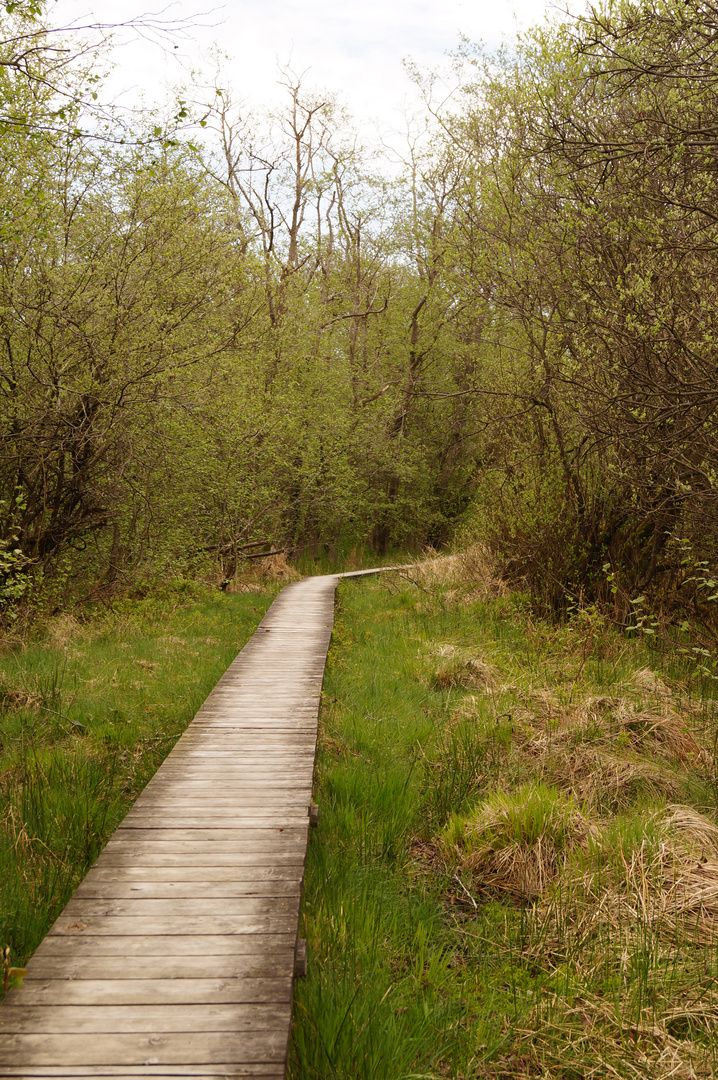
[{"left": 0, "top": 573, "right": 341, "bottom": 1079}]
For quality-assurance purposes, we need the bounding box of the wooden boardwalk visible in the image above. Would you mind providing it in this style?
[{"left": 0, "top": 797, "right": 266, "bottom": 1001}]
[{"left": 0, "top": 573, "right": 342, "bottom": 1079}]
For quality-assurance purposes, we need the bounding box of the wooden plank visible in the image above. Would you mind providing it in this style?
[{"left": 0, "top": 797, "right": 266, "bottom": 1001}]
[
  {"left": 130, "top": 799, "right": 312, "bottom": 810},
  {"left": 0, "top": 1068, "right": 284, "bottom": 1077},
  {"left": 0, "top": 1004, "right": 291, "bottom": 1034},
  {"left": 164, "top": 750, "right": 315, "bottom": 757},
  {"left": 60, "top": 898, "right": 298, "bottom": 918},
  {"left": 0, "top": 1031, "right": 289, "bottom": 1066},
  {"left": 145, "top": 764, "right": 315, "bottom": 773},
  {"left": 170, "top": 743, "right": 314, "bottom": 749},
  {"left": 129, "top": 788, "right": 313, "bottom": 797},
  {"left": 49, "top": 915, "right": 296, "bottom": 936},
  {"left": 107, "top": 828, "right": 308, "bottom": 841},
  {"left": 103, "top": 837, "right": 309, "bottom": 850},
  {"left": 81, "top": 866, "right": 303, "bottom": 883},
  {"left": 159, "top": 764, "right": 314, "bottom": 771},
  {"left": 4, "top": 989, "right": 291, "bottom": 1010},
  {"left": 30, "top": 934, "right": 296, "bottom": 958},
  {"left": 22, "top": 954, "right": 292, "bottom": 981},
  {"left": 137, "top": 781, "right": 313, "bottom": 792},
  {"left": 72, "top": 880, "right": 301, "bottom": 900},
  {"left": 133, "top": 777, "right": 313, "bottom": 786},
  {"left": 122, "top": 805, "right": 312, "bottom": 816},
  {"left": 94, "top": 852, "right": 306, "bottom": 866},
  {"left": 119, "top": 817, "right": 310, "bottom": 830}
]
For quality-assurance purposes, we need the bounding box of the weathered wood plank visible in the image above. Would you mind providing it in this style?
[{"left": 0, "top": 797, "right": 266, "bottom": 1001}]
[
  {"left": 49, "top": 914, "right": 296, "bottom": 936},
  {"left": 3, "top": 981, "right": 293, "bottom": 1007},
  {"left": 134, "top": 777, "right": 313, "bottom": 786},
  {"left": 122, "top": 813, "right": 312, "bottom": 824},
  {"left": 30, "top": 934, "right": 296, "bottom": 958},
  {"left": 107, "top": 828, "right": 308, "bottom": 842},
  {"left": 72, "top": 880, "right": 301, "bottom": 899},
  {"left": 0, "top": 1030, "right": 289, "bottom": 1066},
  {"left": 94, "top": 852, "right": 306, "bottom": 866},
  {"left": 130, "top": 799, "right": 312, "bottom": 810},
  {"left": 101, "top": 841, "right": 307, "bottom": 855},
  {"left": 22, "top": 954, "right": 292, "bottom": 981},
  {"left": 0, "top": 1004, "right": 291, "bottom": 1034},
  {"left": 137, "top": 781, "right": 313, "bottom": 793},
  {"left": 0, "top": 1068, "right": 284, "bottom": 1077},
  {"left": 119, "top": 818, "right": 310, "bottom": 831},
  {"left": 82, "top": 866, "right": 303, "bottom": 882},
  {"left": 60, "top": 898, "right": 299, "bottom": 918}
]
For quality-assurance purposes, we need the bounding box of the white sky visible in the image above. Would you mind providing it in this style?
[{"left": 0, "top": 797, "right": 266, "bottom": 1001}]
[{"left": 47, "top": 0, "right": 569, "bottom": 130}]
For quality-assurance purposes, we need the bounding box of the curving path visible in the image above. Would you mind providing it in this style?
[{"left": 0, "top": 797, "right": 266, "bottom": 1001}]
[{"left": 0, "top": 571, "right": 364, "bottom": 1078}]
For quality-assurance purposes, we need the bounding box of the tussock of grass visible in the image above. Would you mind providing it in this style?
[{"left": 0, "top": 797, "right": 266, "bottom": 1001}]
[
  {"left": 255, "top": 551, "right": 301, "bottom": 581},
  {"left": 442, "top": 784, "right": 599, "bottom": 902},
  {"left": 507, "top": 687, "right": 709, "bottom": 815},
  {"left": 631, "top": 666, "right": 676, "bottom": 700},
  {"left": 535, "top": 805, "right": 718, "bottom": 952},
  {"left": 432, "top": 656, "right": 498, "bottom": 692}
]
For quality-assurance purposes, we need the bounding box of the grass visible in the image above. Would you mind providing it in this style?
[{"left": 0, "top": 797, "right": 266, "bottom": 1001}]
[
  {"left": 290, "top": 556, "right": 718, "bottom": 1079},
  {"left": 0, "top": 581, "right": 275, "bottom": 977}
]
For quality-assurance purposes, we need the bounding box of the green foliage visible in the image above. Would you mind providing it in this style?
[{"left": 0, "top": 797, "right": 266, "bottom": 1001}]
[
  {"left": 436, "top": 0, "right": 718, "bottom": 626},
  {"left": 0, "top": 22, "right": 493, "bottom": 602}
]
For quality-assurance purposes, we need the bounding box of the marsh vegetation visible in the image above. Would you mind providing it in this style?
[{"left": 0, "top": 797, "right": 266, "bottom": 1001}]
[{"left": 293, "top": 556, "right": 718, "bottom": 1078}]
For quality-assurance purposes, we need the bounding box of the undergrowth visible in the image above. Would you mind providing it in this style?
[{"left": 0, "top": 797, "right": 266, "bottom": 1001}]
[
  {"left": 0, "top": 583, "right": 275, "bottom": 976},
  {"left": 291, "top": 552, "right": 718, "bottom": 1079}
]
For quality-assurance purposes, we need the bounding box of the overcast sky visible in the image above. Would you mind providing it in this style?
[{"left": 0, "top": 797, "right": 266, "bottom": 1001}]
[{"left": 47, "top": 0, "right": 570, "bottom": 129}]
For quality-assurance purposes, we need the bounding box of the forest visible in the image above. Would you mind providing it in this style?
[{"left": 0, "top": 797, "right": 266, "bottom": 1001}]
[{"left": 2, "top": 0, "right": 718, "bottom": 635}]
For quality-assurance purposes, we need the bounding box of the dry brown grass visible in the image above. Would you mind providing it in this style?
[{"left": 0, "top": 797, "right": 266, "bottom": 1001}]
[
  {"left": 631, "top": 666, "right": 675, "bottom": 700},
  {"left": 537, "top": 742, "right": 685, "bottom": 807},
  {"left": 522, "top": 989, "right": 718, "bottom": 1079},
  {"left": 442, "top": 784, "right": 600, "bottom": 902},
  {"left": 515, "top": 688, "right": 703, "bottom": 759},
  {"left": 509, "top": 687, "right": 709, "bottom": 813},
  {"left": 534, "top": 806, "right": 718, "bottom": 956},
  {"left": 44, "top": 613, "right": 83, "bottom": 650},
  {"left": 403, "top": 545, "right": 506, "bottom": 602},
  {"left": 0, "top": 681, "right": 40, "bottom": 712},
  {"left": 432, "top": 656, "right": 498, "bottom": 692},
  {"left": 255, "top": 552, "right": 301, "bottom": 582},
  {"left": 223, "top": 580, "right": 264, "bottom": 593}
]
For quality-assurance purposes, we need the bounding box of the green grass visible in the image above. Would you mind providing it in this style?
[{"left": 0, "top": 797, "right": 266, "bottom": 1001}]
[
  {"left": 0, "top": 583, "right": 275, "bottom": 975},
  {"left": 291, "top": 570, "right": 718, "bottom": 1079}
]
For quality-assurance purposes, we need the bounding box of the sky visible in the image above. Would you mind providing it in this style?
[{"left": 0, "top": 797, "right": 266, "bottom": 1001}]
[{"left": 47, "top": 0, "right": 569, "bottom": 131}]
